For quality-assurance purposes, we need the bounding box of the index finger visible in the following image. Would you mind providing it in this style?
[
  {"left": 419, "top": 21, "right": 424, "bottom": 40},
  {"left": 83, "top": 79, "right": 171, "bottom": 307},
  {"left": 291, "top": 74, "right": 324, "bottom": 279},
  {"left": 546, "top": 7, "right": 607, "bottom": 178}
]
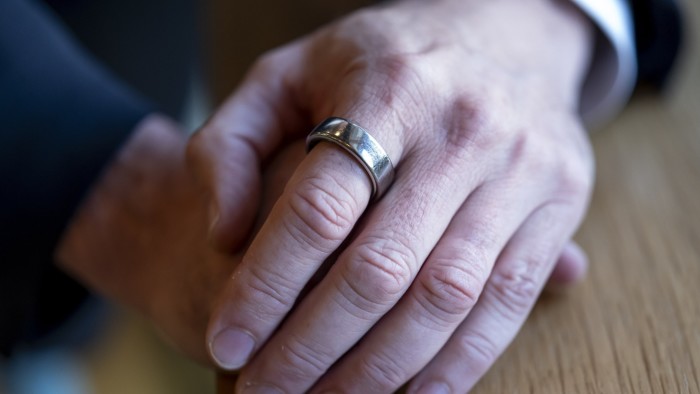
[{"left": 206, "top": 136, "right": 391, "bottom": 370}]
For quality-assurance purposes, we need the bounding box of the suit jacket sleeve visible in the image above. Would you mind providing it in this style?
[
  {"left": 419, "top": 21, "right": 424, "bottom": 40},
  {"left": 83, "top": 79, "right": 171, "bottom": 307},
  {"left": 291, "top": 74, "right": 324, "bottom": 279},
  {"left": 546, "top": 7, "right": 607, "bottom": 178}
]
[
  {"left": 0, "top": 0, "right": 152, "bottom": 353},
  {"left": 630, "top": 0, "right": 683, "bottom": 88},
  {"left": 571, "top": 0, "right": 682, "bottom": 125}
]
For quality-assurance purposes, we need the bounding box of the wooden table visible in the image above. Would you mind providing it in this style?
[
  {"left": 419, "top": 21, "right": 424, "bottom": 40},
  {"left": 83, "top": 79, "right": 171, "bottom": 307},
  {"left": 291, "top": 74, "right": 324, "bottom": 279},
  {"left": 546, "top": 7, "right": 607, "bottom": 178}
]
[
  {"left": 472, "top": 94, "right": 700, "bottom": 393},
  {"left": 212, "top": 2, "right": 700, "bottom": 392}
]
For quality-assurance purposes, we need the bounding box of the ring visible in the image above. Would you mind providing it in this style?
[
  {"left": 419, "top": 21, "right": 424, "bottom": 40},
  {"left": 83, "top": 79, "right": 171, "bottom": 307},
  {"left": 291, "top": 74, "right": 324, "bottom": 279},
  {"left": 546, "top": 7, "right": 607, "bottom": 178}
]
[{"left": 306, "top": 117, "right": 395, "bottom": 200}]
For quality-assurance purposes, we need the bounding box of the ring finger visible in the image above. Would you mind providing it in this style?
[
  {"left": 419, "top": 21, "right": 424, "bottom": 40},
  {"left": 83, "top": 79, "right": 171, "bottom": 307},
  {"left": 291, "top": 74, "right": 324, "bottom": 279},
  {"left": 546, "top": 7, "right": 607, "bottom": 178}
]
[{"left": 309, "top": 179, "right": 542, "bottom": 393}]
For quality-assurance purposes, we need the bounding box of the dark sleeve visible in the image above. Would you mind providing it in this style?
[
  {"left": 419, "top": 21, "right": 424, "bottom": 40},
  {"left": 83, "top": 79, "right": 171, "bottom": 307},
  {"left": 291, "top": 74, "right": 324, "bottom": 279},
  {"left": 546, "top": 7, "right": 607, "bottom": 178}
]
[
  {"left": 629, "top": 0, "right": 684, "bottom": 87},
  {"left": 0, "top": 0, "right": 152, "bottom": 353}
]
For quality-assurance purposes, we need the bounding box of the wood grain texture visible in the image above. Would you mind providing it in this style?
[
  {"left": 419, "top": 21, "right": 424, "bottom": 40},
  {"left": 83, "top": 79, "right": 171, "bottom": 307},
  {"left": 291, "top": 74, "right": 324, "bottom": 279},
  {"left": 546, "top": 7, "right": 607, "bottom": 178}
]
[{"left": 472, "top": 95, "right": 700, "bottom": 394}]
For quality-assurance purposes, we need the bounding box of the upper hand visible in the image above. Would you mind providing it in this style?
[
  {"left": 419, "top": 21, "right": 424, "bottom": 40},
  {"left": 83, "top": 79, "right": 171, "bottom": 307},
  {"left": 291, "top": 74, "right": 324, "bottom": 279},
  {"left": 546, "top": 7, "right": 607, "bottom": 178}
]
[{"left": 189, "top": 0, "right": 595, "bottom": 392}]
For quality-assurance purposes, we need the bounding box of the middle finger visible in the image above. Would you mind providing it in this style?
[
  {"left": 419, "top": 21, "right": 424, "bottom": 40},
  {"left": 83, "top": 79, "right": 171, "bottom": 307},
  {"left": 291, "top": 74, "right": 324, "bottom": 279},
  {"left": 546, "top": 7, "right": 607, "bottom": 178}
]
[
  {"left": 235, "top": 148, "right": 486, "bottom": 392},
  {"left": 312, "top": 180, "right": 538, "bottom": 393}
]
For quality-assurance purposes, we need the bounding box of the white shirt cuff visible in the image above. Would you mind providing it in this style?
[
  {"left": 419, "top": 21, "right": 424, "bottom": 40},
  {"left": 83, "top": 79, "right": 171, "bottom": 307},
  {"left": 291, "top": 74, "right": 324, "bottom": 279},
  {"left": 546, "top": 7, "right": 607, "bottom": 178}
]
[{"left": 571, "top": 0, "right": 637, "bottom": 127}]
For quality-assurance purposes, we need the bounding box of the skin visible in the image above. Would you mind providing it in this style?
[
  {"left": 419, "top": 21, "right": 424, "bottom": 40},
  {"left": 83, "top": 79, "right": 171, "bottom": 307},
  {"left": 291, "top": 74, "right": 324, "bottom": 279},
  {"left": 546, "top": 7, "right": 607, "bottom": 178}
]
[
  {"left": 56, "top": 115, "right": 306, "bottom": 363},
  {"left": 187, "top": 0, "right": 595, "bottom": 392},
  {"left": 56, "top": 114, "right": 586, "bottom": 357},
  {"left": 57, "top": 115, "right": 586, "bottom": 393},
  {"left": 58, "top": 0, "right": 594, "bottom": 392}
]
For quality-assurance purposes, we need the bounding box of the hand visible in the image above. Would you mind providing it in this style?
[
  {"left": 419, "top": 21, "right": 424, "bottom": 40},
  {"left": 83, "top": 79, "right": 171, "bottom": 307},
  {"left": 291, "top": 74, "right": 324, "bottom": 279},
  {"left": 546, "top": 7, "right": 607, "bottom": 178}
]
[
  {"left": 190, "top": 0, "right": 595, "bottom": 391},
  {"left": 56, "top": 115, "right": 306, "bottom": 363}
]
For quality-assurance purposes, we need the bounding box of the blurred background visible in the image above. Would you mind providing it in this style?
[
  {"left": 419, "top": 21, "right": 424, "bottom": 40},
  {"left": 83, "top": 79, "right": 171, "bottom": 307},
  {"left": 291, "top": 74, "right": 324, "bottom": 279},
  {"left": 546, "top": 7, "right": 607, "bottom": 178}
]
[{"left": 1, "top": 0, "right": 698, "bottom": 393}]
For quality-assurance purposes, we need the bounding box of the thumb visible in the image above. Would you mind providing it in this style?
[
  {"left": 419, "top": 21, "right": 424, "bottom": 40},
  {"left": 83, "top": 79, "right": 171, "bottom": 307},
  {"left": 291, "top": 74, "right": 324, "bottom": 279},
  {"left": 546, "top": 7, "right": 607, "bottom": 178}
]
[{"left": 187, "top": 43, "right": 306, "bottom": 251}]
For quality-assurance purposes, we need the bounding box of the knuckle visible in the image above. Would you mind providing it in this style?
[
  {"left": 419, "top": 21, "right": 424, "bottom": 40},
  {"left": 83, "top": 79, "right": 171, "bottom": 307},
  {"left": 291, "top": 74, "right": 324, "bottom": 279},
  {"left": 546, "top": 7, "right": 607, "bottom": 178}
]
[
  {"left": 287, "top": 174, "right": 358, "bottom": 247},
  {"left": 508, "top": 132, "right": 553, "bottom": 174},
  {"left": 278, "top": 335, "right": 333, "bottom": 380},
  {"left": 373, "top": 53, "right": 420, "bottom": 88},
  {"left": 358, "top": 350, "right": 407, "bottom": 389},
  {"left": 555, "top": 155, "right": 594, "bottom": 200},
  {"left": 365, "top": 52, "right": 430, "bottom": 112},
  {"left": 414, "top": 260, "right": 486, "bottom": 328},
  {"left": 506, "top": 132, "right": 575, "bottom": 194},
  {"left": 250, "top": 48, "right": 284, "bottom": 77},
  {"left": 505, "top": 121, "right": 594, "bottom": 202},
  {"left": 186, "top": 122, "right": 259, "bottom": 181},
  {"left": 239, "top": 266, "right": 298, "bottom": 318},
  {"left": 444, "top": 95, "right": 500, "bottom": 161},
  {"left": 354, "top": 238, "right": 415, "bottom": 295},
  {"left": 340, "top": 237, "right": 415, "bottom": 312},
  {"left": 488, "top": 261, "right": 542, "bottom": 319},
  {"left": 458, "top": 329, "right": 501, "bottom": 373},
  {"left": 347, "top": 54, "right": 428, "bottom": 130}
]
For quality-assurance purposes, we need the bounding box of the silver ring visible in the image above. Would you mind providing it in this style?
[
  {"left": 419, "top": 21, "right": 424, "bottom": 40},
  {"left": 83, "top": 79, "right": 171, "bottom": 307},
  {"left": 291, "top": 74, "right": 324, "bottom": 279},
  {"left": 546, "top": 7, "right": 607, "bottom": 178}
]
[{"left": 306, "top": 117, "right": 395, "bottom": 200}]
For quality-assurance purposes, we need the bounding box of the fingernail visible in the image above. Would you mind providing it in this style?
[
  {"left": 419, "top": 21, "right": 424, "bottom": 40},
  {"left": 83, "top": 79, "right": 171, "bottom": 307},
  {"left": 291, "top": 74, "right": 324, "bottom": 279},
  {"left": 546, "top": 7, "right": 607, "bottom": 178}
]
[
  {"left": 209, "top": 328, "right": 255, "bottom": 370},
  {"left": 208, "top": 202, "right": 219, "bottom": 233},
  {"left": 414, "top": 381, "right": 450, "bottom": 394}
]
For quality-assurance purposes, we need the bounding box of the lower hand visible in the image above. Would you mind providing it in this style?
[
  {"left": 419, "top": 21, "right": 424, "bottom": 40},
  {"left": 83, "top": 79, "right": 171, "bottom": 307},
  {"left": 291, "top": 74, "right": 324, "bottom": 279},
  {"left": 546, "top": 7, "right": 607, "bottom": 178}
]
[{"left": 56, "top": 115, "right": 305, "bottom": 363}]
